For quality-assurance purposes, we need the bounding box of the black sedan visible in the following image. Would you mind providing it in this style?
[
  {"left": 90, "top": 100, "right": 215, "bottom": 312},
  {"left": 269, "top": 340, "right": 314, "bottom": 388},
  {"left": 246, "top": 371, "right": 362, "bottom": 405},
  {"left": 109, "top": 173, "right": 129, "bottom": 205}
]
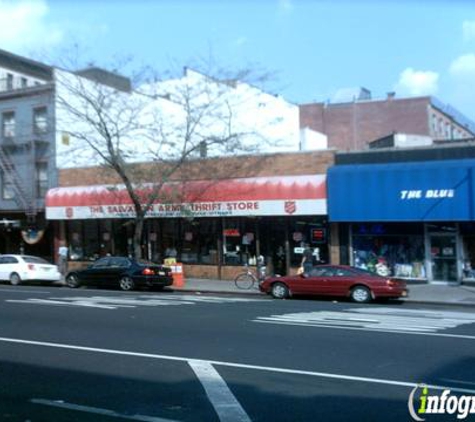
[{"left": 65, "top": 256, "right": 173, "bottom": 291}]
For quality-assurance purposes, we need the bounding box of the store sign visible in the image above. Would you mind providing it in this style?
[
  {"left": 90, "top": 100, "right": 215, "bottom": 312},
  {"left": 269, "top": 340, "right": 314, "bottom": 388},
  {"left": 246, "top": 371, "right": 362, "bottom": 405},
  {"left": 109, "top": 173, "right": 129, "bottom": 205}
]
[
  {"left": 45, "top": 175, "right": 328, "bottom": 220},
  {"left": 328, "top": 160, "right": 473, "bottom": 222},
  {"left": 223, "top": 229, "right": 240, "bottom": 237},
  {"left": 400, "top": 189, "right": 455, "bottom": 200},
  {"left": 47, "top": 199, "right": 327, "bottom": 220}
]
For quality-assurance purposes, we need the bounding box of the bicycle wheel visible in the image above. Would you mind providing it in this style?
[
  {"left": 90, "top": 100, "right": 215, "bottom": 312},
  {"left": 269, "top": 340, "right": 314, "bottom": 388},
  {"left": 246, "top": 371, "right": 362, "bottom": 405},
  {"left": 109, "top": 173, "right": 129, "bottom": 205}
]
[{"left": 234, "top": 272, "right": 256, "bottom": 289}]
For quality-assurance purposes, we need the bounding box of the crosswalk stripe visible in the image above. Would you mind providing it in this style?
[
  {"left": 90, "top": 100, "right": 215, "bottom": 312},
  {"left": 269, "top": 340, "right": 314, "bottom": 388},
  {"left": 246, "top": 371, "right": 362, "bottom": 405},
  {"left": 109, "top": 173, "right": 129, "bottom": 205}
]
[
  {"left": 254, "top": 307, "right": 475, "bottom": 335},
  {"left": 6, "top": 294, "right": 264, "bottom": 310}
]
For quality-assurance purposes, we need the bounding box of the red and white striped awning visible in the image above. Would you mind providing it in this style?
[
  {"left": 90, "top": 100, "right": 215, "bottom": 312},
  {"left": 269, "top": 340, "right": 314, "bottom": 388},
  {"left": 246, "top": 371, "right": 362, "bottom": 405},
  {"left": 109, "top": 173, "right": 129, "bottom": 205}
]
[{"left": 46, "top": 174, "right": 327, "bottom": 219}]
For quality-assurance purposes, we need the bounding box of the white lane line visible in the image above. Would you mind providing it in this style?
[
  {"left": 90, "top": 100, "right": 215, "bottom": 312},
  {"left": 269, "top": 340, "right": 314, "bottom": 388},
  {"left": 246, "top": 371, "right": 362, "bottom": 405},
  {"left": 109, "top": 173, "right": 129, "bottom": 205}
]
[
  {"left": 31, "top": 399, "right": 178, "bottom": 422},
  {"left": 189, "top": 361, "right": 251, "bottom": 422},
  {"left": 254, "top": 319, "right": 475, "bottom": 340},
  {"left": 1, "top": 336, "right": 475, "bottom": 395}
]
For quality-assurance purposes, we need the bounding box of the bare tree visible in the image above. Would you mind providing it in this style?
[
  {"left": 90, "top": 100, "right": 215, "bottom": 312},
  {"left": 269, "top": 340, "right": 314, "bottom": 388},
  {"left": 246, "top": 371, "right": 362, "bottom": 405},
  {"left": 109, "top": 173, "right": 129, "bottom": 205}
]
[{"left": 54, "top": 59, "right": 283, "bottom": 259}]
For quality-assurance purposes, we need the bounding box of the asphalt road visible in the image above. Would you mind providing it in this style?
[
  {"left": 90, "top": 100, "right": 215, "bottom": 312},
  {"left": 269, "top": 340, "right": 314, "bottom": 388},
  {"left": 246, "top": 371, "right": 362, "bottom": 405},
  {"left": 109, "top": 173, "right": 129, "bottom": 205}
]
[{"left": 0, "top": 284, "right": 474, "bottom": 422}]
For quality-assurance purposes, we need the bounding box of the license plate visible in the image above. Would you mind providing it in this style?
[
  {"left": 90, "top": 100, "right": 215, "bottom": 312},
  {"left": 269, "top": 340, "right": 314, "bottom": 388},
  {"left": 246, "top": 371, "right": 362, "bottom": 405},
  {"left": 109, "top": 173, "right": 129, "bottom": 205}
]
[{"left": 158, "top": 271, "right": 165, "bottom": 276}]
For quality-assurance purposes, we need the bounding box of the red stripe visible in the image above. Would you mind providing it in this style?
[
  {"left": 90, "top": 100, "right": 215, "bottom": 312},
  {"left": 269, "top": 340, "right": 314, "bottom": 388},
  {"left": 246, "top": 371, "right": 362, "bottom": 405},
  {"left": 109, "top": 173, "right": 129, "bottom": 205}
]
[{"left": 46, "top": 176, "right": 327, "bottom": 207}]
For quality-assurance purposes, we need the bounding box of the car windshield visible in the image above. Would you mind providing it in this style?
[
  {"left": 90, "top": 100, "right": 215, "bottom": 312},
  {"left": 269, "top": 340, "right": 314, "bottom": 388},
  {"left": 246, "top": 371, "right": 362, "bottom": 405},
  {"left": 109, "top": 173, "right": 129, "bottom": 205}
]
[{"left": 22, "top": 256, "right": 50, "bottom": 264}]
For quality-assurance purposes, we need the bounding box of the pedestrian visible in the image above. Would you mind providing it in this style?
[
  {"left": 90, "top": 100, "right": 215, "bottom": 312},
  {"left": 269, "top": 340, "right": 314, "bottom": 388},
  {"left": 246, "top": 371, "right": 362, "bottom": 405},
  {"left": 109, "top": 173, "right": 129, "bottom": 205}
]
[
  {"left": 301, "top": 243, "right": 314, "bottom": 276},
  {"left": 58, "top": 241, "right": 68, "bottom": 276}
]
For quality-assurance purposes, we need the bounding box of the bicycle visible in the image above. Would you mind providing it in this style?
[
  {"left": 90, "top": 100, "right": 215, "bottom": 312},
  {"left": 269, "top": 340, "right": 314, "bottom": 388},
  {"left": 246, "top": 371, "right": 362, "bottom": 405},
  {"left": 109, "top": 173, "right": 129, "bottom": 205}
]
[{"left": 234, "top": 264, "right": 266, "bottom": 289}]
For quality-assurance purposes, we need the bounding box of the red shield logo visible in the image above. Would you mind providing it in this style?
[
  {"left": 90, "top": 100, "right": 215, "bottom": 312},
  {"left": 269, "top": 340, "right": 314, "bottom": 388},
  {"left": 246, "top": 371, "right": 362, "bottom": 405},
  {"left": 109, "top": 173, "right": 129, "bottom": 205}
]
[
  {"left": 65, "top": 207, "right": 74, "bottom": 218},
  {"left": 284, "top": 201, "right": 296, "bottom": 215}
]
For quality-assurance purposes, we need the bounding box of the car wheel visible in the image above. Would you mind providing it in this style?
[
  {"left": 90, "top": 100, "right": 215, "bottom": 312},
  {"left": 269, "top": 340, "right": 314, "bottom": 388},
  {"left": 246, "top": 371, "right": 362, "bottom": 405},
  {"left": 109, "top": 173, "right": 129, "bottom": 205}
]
[
  {"left": 119, "top": 276, "right": 135, "bottom": 291},
  {"left": 9, "top": 273, "right": 21, "bottom": 286},
  {"left": 271, "top": 282, "right": 289, "bottom": 299},
  {"left": 350, "top": 285, "right": 372, "bottom": 303},
  {"left": 66, "top": 274, "right": 80, "bottom": 288}
]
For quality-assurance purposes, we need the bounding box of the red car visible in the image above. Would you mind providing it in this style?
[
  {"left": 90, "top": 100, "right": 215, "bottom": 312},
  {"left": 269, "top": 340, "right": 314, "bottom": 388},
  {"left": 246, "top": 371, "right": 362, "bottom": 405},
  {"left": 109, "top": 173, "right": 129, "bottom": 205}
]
[{"left": 260, "top": 265, "right": 408, "bottom": 303}]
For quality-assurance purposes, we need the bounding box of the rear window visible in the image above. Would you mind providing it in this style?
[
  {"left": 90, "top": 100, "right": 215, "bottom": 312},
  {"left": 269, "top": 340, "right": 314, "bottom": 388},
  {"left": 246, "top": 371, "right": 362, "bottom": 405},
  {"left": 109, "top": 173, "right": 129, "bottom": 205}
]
[
  {"left": 22, "top": 256, "right": 50, "bottom": 264},
  {"left": 136, "top": 259, "right": 160, "bottom": 267}
]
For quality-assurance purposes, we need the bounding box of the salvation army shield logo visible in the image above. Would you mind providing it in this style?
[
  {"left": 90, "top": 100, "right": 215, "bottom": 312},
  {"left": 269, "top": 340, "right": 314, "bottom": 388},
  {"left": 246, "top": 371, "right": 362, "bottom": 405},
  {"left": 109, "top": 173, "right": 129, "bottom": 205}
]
[
  {"left": 284, "top": 201, "right": 296, "bottom": 215},
  {"left": 65, "top": 207, "right": 74, "bottom": 218}
]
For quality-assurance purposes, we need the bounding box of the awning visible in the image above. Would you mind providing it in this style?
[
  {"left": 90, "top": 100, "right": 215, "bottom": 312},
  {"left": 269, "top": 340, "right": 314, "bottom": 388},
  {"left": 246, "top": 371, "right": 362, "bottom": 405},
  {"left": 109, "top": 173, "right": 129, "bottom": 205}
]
[
  {"left": 327, "top": 159, "right": 475, "bottom": 222},
  {"left": 46, "top": 174, "right": 327, "bottom": 220}
]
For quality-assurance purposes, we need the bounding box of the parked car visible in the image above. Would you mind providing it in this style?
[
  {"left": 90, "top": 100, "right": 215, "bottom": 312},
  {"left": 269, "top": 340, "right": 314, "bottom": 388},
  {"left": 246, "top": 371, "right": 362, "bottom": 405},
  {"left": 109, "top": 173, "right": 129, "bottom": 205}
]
[
  {"left": 65, "top": 256, "right": 174, "bottom": 291},
  {"left": 0, "top": 254, "right": 61, "bottom": 285},
  {"left": 260, "top": 265, "right": 408, "bottom": 303}
]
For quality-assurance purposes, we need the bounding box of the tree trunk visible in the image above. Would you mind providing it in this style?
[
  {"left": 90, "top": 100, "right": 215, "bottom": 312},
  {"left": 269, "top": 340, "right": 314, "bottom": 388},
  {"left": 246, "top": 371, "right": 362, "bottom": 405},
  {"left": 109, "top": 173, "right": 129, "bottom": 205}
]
[{"left": 133, "top": 212, "right": 145, "bottom": 259}]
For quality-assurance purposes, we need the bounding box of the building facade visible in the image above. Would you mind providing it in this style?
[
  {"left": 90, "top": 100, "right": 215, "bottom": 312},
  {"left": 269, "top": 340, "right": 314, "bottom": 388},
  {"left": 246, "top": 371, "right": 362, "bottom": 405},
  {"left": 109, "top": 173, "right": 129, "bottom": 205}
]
[
  {"left": 327, "top": 141, "right": 475, "bottom": 284},
  {"left": 0, "top": 49, "right": 57, "bottom": 258},
  {"left": 300, "top": 92, "right": 475, "bottom": 151},
  {"left": 46, "top": 151, "right": 335, "bottom": 279}
]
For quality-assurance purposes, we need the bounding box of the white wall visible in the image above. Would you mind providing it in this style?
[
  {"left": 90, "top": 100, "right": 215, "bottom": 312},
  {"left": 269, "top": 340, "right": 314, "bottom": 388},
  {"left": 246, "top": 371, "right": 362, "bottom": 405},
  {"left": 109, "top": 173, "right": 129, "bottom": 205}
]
[{"left": 54, "top": 67, "right": 323, "bottom": 169}]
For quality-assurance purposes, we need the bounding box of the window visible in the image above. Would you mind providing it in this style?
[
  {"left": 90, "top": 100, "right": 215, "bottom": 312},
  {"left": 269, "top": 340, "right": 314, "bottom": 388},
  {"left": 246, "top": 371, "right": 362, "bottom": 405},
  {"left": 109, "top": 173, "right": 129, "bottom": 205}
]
[
  {"left": 36, "top": 162, "right": 48, "bottom": 198},
  {"left": 6, "top": 73, "right": 13, "bottom": 90},
  {"left": 2, "top": 170, "right": 15, "bottom": 200},
  {"left": 21, "top": 77, "right": 27, "bottom": 88},
  {"left": 33, "top": 107, "right": 48, "bottom": 133},
  {"left": 2, "top": 111, "right": 15, "bottom": 138}
]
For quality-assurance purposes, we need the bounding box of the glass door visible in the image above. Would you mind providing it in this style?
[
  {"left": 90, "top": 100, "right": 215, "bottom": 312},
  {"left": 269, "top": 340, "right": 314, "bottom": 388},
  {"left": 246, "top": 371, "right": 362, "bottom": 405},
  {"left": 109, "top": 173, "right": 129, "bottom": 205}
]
[{"left": 429, "top": 234, "right": 458, "bottom": 282}]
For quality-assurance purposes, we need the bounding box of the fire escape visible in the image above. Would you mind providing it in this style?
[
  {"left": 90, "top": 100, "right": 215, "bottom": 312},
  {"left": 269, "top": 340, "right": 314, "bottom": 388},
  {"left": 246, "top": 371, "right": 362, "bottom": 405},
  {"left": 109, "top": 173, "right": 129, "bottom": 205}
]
[
  {"left": 0, "top": 78, "right": 46, "bottom": 223},
  {"left": 0, "top": 146, "right": 37, "bottom": 221}
]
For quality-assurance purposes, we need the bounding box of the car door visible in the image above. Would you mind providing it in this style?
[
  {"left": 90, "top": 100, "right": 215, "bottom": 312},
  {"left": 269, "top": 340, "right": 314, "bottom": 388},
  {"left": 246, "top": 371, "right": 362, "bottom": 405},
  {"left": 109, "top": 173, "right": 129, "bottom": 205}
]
[
  {"left": 107, "top": 257, "right": 131, "bottom": 285},
  {"left": 79, "top": 258, "right": 111, "bottom": 286},
  {"left": 326, "top": 267, "right": 355, "bottom": 296},
  {"left": 298, "top": 267, "right": 331, "bottom": 295},
  {"left": 0, "top": 256, "right": 8, "bottom": 280}
]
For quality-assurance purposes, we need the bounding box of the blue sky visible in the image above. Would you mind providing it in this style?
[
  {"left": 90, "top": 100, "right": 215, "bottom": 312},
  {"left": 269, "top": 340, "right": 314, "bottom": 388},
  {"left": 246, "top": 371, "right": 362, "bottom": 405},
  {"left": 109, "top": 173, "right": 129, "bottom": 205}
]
[{"left": 1, "top": 0, "right": 475, "bottom": 119}]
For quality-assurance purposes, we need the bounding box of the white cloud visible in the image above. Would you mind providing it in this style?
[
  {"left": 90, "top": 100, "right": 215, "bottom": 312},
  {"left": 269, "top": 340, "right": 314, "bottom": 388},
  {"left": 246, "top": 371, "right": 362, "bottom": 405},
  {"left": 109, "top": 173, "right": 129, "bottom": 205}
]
[
  {"left": 277, "top": 0, "right": 293, "bottom": 16},
  {"left": 449, "top": 53, "right": 475, "bottom": 77},
  {"left": 0, "top": 0, "right": 63, "bottom": 52},
  {"left": 463, "top": 20, "right": 475, "bottom": 42},
  {"left": 394, "top": 67, "right": 439, "bottom": 96}
]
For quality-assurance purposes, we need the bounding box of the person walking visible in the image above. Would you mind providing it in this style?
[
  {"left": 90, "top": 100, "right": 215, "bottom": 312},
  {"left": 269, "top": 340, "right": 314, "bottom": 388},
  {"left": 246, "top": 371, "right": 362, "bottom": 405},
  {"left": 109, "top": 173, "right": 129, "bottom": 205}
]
[
  {"left": 58, "top": 241, "right": 69, "bottom": 276},
  {"left": 301, "top": 243, "right": 314, "bottom": 276}
]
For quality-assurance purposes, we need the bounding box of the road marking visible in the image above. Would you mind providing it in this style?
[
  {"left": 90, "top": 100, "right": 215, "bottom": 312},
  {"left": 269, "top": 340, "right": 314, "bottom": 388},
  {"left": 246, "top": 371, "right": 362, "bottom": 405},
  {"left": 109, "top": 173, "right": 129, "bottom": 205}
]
[
  {"left": 189, "top": 361, "right": 251, "bottom": 422},
  {"left": 1, "top": 336, "right": 475, "bottom": 395},
  {"left": 6, "top": 294, "right": 264, "bottom": 310},
  {"left": 254, "top": 307, "right": 475, "bottom": 336},
  {"left": 31, "top": 399, "right": 179, "bottom": 421}
]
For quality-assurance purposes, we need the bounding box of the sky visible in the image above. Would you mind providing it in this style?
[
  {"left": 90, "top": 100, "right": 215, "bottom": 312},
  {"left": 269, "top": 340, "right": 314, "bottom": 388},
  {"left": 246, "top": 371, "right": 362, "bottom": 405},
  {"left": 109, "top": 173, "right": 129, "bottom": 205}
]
[{"left": 1, "top": 0, "right": 475, "bottom": 121}]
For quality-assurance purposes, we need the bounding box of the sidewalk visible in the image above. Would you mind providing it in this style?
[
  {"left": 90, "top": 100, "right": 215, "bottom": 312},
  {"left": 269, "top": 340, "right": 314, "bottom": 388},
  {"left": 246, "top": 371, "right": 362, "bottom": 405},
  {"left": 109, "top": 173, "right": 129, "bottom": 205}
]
[{"left": 174, "top": 278, "right": 475, "bottom": 307}]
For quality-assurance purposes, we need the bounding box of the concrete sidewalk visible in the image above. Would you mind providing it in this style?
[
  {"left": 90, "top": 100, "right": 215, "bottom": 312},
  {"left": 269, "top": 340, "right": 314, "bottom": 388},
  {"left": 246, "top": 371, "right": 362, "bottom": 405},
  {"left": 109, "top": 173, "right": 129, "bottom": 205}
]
[{"left": 175, "top": 278, "right": 475, "bottom": 307}]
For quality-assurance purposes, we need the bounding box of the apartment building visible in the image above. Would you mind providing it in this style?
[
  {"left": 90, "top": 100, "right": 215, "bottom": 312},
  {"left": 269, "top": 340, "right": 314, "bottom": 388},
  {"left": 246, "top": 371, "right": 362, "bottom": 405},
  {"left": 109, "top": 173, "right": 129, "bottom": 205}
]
[
  {"left": 0, "top": 50, "right": 56, "bottom": 256},
  {"left": 300, "top": 89, "right": 475, "bottom": 151}
]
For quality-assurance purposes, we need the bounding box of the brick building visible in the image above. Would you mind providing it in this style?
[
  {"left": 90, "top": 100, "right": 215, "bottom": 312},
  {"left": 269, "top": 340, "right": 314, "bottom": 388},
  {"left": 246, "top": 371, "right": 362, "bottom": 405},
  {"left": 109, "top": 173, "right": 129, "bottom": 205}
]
[
  {"left": 46, "top": 150, "right": 336, "bottom": 279},
  {"left": 300, "top": 91, "right": 475, "bottom": 151}
]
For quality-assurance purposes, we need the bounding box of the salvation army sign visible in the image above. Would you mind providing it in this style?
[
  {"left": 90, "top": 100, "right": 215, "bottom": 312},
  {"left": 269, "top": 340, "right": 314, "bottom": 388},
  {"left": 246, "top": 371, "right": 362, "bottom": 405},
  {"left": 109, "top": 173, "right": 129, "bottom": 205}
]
[{"left": 46, "top": 175, "right": 327, "bottom": 220}]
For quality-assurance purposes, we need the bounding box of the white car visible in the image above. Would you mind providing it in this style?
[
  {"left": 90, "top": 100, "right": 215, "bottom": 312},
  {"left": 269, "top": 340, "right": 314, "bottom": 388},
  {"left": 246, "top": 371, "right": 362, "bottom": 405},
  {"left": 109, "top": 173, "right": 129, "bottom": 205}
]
[{"left": 0, "top": 255, "right": 61, "bottom": 285}]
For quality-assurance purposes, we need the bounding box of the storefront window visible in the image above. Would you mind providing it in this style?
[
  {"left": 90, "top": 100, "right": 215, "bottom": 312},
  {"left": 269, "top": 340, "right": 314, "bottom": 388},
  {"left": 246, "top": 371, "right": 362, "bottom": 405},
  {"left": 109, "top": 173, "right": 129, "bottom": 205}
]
[
  {"left": 83, "top": 220, "right": 100, "bottom": 260},
  {"left": 351, "top": 223, "right": 425, "bottom": 279},
  {"left": 67, "top": 221, "right": 84, "bottom": 261},
  {"left": 289, "top": 217, "right": 328, "bottom": 267},
  {"left": 460, "top": 223, "right": 475, "bottom": 280},
  {"left": 199, "top": 219, "right": 219, "bottom": 265},
  {"left": 180, "top": 219, "right": 200, "bottom": 264}
]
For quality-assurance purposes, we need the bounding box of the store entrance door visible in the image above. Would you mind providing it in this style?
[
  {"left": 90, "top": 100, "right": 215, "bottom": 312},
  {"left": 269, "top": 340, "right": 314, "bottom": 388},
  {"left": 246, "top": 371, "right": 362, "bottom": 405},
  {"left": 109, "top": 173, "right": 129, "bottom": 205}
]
[{"left": 429, "top": 234, "right": 458, "bottom": 282}]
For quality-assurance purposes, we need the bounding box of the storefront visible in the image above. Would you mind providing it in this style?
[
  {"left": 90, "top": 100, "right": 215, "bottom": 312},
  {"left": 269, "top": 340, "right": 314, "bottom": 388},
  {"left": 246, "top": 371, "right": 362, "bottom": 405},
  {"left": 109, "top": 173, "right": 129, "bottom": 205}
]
[
  {"left": 46, "top": 174, "right": 329, "bottom": 279},
  {"left": 328, "top": 158, "right": 475, "bottom": 283}
]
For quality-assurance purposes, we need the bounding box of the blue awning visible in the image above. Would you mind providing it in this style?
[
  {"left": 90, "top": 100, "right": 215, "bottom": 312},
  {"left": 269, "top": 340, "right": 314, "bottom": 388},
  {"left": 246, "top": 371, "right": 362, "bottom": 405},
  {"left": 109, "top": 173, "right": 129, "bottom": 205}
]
[{"left": 328, "top": 159, "right": 475, "bottom": 222}]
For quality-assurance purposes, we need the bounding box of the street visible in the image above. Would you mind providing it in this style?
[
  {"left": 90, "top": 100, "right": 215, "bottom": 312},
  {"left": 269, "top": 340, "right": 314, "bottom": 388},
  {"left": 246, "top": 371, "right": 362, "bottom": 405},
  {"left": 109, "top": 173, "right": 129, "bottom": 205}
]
[{"left": 0, "top": 285, "right": 474, "bottom": 421}]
